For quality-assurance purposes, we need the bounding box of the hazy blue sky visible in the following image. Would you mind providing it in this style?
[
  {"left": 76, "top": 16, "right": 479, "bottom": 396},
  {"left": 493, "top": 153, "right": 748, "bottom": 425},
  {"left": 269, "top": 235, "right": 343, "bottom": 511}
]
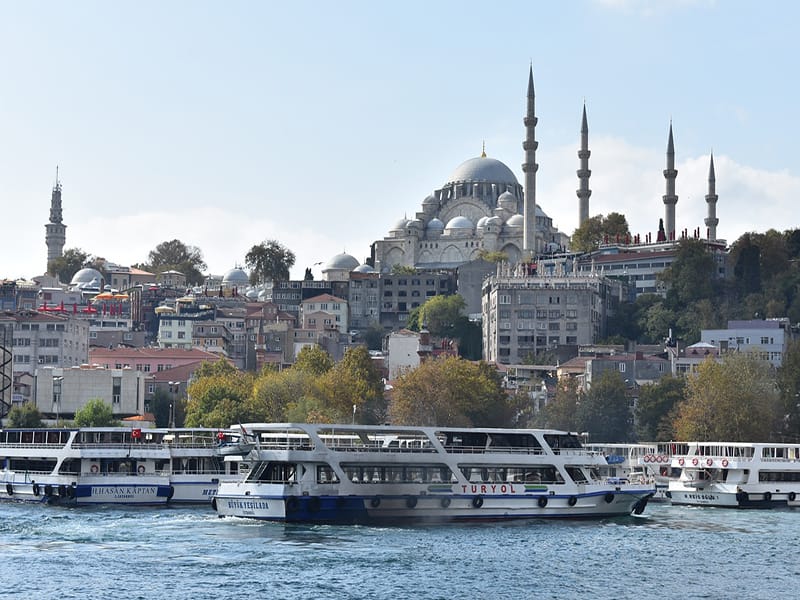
[{"left": 1, "top": 0, "right": 798, "bottom": 281}]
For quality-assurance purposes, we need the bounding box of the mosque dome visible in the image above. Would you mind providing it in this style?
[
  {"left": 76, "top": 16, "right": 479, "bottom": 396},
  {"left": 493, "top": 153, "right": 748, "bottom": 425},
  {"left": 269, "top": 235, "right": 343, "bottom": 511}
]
[
  {"left": 323, "top": 252, "right": 360, "bottom": 272},
  {"left": 427, "top": 218, "right": 445, "bottom": 231},
  {"left": 390, "top": 217, "right": 410, "bottom": 231},
  {"left": 245, "top": 289, "right": 259, "bottom": 299},
  {"left": 70, "top": 268, "right": 103, "bottom": 289},
  {"left": 222, "top": 267, "right": 249, "bottom": 285},
  {"left": 445, "top": 216, "right": 474, "bottom": 231},
  {"left": 476, "top": 216, "right": 489, "bottom": 229},
  {"left": 422, "top": 194, "right": 437, "bottom": 206},
  {"left": 498, "top": 190, "right": 518, "bottom": 210},
  {"left": 486, "top": 216, "right": 503, "bottom": 229},
  {"left": 407, "top": 219, "right": 423, "bottom": 230},
  {"left": 353, "top": 263, "right": 376, "bottom": 273},
  {"left": 447, "top": 156, "right": 518, "bottom": 186},
  {"left": 506, "top": 214, "right": 524, "bottom": 228}
]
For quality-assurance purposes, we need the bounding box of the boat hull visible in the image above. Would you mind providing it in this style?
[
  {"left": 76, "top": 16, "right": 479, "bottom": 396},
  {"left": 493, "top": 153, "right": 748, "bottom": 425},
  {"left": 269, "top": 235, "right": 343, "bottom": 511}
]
[
  {"left": 669, "top": 486, "right": 800, "bottom": 509},
  {"left": 2, "top": 476, "right": 173, "bottom": 505}
]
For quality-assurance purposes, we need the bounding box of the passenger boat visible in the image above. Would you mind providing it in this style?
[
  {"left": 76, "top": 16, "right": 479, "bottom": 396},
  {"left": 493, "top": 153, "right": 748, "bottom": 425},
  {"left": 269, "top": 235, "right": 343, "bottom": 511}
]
[
  {"left": 668, "top": 442, "right": 800, "bottom": 508},
  {"left": 0, "top": 427, "right": 245, "bottom": 505},
  {"left": 213, "top": 423, "right": 656, "bottom": 523}
]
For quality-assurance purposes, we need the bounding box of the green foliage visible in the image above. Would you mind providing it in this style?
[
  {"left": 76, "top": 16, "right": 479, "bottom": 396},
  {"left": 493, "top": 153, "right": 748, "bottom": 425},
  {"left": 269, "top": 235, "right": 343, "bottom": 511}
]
[
  {"left": 419, "top": 295, "right": 466, "bottom": 337},
  {"left": 659, "top": 238, "right": 717, "bottom": 306},
  {"left": 74, "top": 398, "right": 117, "bottom": 427},
  {"left": 389, "top": 356, "right": 511, "bottom": 427},
  {"left": 776, "top": 339, "right": 800, "bottom": 441},
  {"left": 532, "top": 377, "right": 582, "bottom": 432},
  {"left": 578, "top": 370, "right": 633, "bottom": 442},
  {"left": 245, "top": 239, "right": 296, "bottom": 284},
  {"left": 477, "top": 250, "right": 508, "bottom": 263},
  {"left": 293, "top": 346, "right": 334, "bottom": 376},
  {"left": 363, "top": 323, "right": 385, "bottom": 351},
  {"left": 570, "top": 213, "right": 630, "bottom": 252},
  {"left": 390, "top": 264, "right": 416, "bottom": 275},
  {"left": 139, "top": 239, "right": 207, "bottom": 285},
  {"left": 184, "top": 360, "right": 255, "bottom": 427},
  {"left": 249, "top": 368, "right": 315, "bottom": 422},
  {"left": 150, "top": 389, "right": 173, "bottom": 428},
  {"left": 7, "top": 403, "right": 44, "bottom": 427},
  {"left": 673, "top": 352, "right": 781, "bottom": 441},
  {"left": 47, "top": 248, "right": 91, "bottom": 283},
  {"left": 635, "top": 376, "right": 685, "bottom": 441}
]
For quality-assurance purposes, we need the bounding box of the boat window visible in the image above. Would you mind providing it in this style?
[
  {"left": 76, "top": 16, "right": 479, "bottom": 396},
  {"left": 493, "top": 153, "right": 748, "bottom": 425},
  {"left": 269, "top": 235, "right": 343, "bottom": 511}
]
[
  {"left": 759, "top": 470, "right": 800, "bottom": 482},
  {"left": 340, "top": 463, "right": 455, "bottom": 484},
  {"left": 316, "top": 465, "right": 340, "bottom": 484},
  {"left": 441, "top": 431, "right": 488, "bottom": 452},
  {"left": 8, "top": 458, "right": 57, "bottom": 473},
  {"left": 543, "top": 434, "right": 584, "bottom": 453},
  {"left": 565, "top": 466, "right": 588, "bottom": 483},
  {"left": 249, "top": 462, "right": 297, "bottom": 483},
  {"left": 460, "top": 465, "right": 563, "bottom": 484},
  {"left": 487, "top": 433, "right": 542, "bottom": 452}
]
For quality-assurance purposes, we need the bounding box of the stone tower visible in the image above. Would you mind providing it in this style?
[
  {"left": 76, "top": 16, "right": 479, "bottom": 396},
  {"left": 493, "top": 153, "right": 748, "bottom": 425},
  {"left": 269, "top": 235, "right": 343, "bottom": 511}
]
[
  {"left": 522, "top": 66, "right": 539, "bottom": 256},
  {"left": 45, "top": 169, "right": 67, "bottom": 270},
  {"left": 662, "top": 124, "right": 678, "bottom": 240}
]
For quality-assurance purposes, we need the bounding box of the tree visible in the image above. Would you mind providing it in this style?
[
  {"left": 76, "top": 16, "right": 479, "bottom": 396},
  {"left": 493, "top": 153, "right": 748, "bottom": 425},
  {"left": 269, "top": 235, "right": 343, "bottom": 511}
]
[
  {"left": 533, "top": 377, "right": 582, "bottom": 432},
  {"left": 570, "top": 212, "right": 630, "bottom": 252},
  {"left": 635, "top": 376, "right": 685, "bottom": 441},
  {"left": 418, "top": 295, "right": 466, "bottom": 336},
  {"left": 477, "top": 250, "right": 508, "bottom": 263},
  {"left": 7, "top": 403, "right": 44, "bottom": 427},
  {"left": 184, "top": 360, "right": 254, "bottom": 427},
  {"left": 673, "top": 353, "right": 781, "bottom": 441},
  {"left": 363, "top": 322, "right": 385, "bottom": 351},
  {"left": 292, "top": 345, "right": 333, "bottom": 377},
  {"left": 74, "top": 398, "right": 117, "bottom": 427},
  {"left": 139, "top": 239, "right": 207, "bottom": 285},
  {"left": 245, "top": 239, "right": 295, "bottom": 284},
  {"left": 578, "top": 370, "right": 632, "bottom": 442},
  {"left": 776, "top": 339, "right": 800, "bottom": 441},
  {"left": 390, "top": 264, "right": 416, "bottom": 275},
  {"left": 248, "top": 367, "right": 314, "bottom": 422},
  {"left": 659, "top": 238, "right": 717, "bottom": 306},
  {"left": 389, "top": 356, "right": 510, "bottom": 427},
  {"left": 47, "top": 248, "right": 91, "bottom": 283}
]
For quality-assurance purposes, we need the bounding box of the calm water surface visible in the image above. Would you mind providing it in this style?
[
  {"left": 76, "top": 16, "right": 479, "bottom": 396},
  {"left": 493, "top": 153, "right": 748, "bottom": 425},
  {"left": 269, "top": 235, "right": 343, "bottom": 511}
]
[{"left": 0, "top": 502, "right": 796, "bottom": 599}]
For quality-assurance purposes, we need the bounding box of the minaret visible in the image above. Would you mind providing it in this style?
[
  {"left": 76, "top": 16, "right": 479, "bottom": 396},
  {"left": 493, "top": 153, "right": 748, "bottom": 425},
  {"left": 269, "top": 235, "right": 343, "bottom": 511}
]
[
  {"left": 662, "top": 123, "right": 678, "bottom": 240},
  {"left": 522, "top": 66, "right": 539, "bottom": 256},
  {"left": 576, "top": 103, "right": 591, "bottom": 227},
  {"left": 704, "top": 153, "right": 719, "bottom": 240},
  {"left": 45, "top": 168, "right": 67, "bottom": 270}
]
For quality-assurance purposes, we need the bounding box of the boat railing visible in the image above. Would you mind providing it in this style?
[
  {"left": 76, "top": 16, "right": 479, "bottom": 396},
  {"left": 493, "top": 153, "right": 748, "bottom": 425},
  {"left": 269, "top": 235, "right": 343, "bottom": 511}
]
[
  {"left": 445, "top": 445, "right": 548, "bottom": 455},
  {"left": 0, "top": 442, "right": 68, "bottom": 450},
  {"left": 73, "top": 442, "right": 166, "bottom": 450}
]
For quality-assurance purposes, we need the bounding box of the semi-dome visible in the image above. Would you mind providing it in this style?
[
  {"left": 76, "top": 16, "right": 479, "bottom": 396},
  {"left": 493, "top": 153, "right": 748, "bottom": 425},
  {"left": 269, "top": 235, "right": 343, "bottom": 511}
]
[
  {"left": 505, "top": 214, "right": 524, "bottom": 228},
  {"left": 476, "top": 216, "right": 489, "bottom": 229},
  {"left": 427, "top": 218, "right": 445, "bottom": 231},
  {"left": 407, "top": 219, "right": 423, "bottom": 230},
  {"left": 222, "top": 267, "right": 249, "bottom": 285},
  {"left": 445, "top": 216, "right": 474, "bottom": 231},
  {"left": 486, "top": 216, "right": 503, "bottom": 227},
  {"left": 422, "top": 194, "right": 437, "bottom": 206},
  {"left": 323, "top": 252, "right": 360, "bottom": 271},
  {"left": 447, "top": 156, "right": 518, "bottom": 185},
  {"left": 70, "top": 267, "right": 103, "bottom": 288}
]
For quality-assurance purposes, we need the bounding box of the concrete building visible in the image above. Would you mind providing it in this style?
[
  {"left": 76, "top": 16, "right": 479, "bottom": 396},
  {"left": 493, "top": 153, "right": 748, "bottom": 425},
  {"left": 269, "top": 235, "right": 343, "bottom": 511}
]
[
  {"left": 35, "top": 365, "right": 149, "bottom": 421},
  {"left": 301, "top": 294, "right": 348, "bottom": 334},
  {"left": 7, "top": 310, "right": 89, "bottom": 375},
  {"left": 379, "top": 271, "right": 456, "bottom": 330},
  {"left": 88, "top": 346, "right": 222, "bottom": 373},
  {"left": 482, "top": 269, "right": 621, "bottom": 365},
  {"left": 701, "top": 318, "right": 792, "bottom": 368},
  {"left": 556, "top": 352, "right": 670, "bottom": 392}
]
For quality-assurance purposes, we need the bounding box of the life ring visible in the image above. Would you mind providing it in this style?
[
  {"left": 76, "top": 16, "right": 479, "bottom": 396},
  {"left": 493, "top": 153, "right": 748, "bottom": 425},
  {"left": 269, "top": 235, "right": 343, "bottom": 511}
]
[
  {"left": 472, "top": 495, "right": 484, "bottom": 508},
  {"left": 678, "top": 458, "right": 685, "bottom": 466},
  {"left": 763, "top": 491, "right": 772, "bottom": 502},
  {"left": 137, "top": 465, "right": 145, "bottom": 474},
  {"left": 5, "top": 483, "right": 12, "bottom": 496},
  {"left": 440, "top": 497, "right": 451, "bottom": 508},
  {"left": 405, "top": 496, "right": 418, "bottom": 509},
  {"left": 90, "top": 464, "right": 99, "bottom": 474},
  {"left": 706, "top": 458, "right": 713, "bottom": 467},
  {"left": 644, "top": 455, "right": 652, "bottom": 463},
  {"left": 604, "top": 492, "right": 615, "bottom": 504},
  {"left": 308, "top": 496, "right": 321, "bottom": 512},
  {"left": 691, "top": 458, "right": 699, "bottom": 466},
  {"left": 537, "top": 496, "right": 548, "bottom": 508},
  {"left": 721, "top": 459, "right": 729, "bottom": 468},
  {"left": 789, "top": 492, "right": 797, "bottom": 502},
  {"left": 370, "top": 496, "right": 381, "bottom": 508},
  {"left": 568, "top": 496, "right": 578, "bottom": 507},
  {"left": 656, "top": 455, "right": 664, "bottom": 463},
  {"left": 32, "top": 483, "right": 40, "bottom": 496}
]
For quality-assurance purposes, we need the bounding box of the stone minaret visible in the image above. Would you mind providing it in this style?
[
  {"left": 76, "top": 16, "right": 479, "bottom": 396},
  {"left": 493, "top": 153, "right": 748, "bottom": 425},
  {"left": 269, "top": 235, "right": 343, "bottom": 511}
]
[
  {"left": 662, "top": 123, "right": 678, "bottom": 240},
  {"left": 45, "top": 169, "right": 67, "bottom": 269},
  {"left": 704, "top": 153, "right": 719, "bottom": 240},
  {"left": 522, "top": 66, "right": 539, "bottom": 256},
  {"left": 576, "top": 103, "right": 591, "bottom": 227}
]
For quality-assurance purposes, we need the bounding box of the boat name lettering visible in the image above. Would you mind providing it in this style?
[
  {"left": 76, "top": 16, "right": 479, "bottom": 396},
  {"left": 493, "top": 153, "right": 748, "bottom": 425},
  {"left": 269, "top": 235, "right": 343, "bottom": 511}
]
[
  {"left": 686, "top": 493, "right": 718, "bottom": 501},
  {"left": 461, "top": 484, "right": 517, "bottom": 494},
  {"left": 226, "top": 499, "right": 269, "bottom": 509},
  {"left": 201, "top": 489, "right": 218, "bottom": 496},
  {"left": 92, "top": 486, "right": 157, "bottom": 497}
]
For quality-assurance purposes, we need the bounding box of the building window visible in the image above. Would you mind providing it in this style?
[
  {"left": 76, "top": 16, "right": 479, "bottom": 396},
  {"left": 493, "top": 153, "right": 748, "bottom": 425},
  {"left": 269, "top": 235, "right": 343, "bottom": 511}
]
[
  {"left": 112, "top": 377, "right": 121, "bottom": 404},
  {"left": 618, "top": 363, "right": 626, "bottom": 373}
]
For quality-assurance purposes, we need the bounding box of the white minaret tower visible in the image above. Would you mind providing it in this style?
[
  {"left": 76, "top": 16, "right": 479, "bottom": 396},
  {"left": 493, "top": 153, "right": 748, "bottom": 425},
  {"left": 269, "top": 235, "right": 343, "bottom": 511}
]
[
  {"left": 522, "top": 66, "right": 539, "bottom": 256},
  {"left": 576, "top": 103, "right": 591, "bottom": 227},
  {"left": 662, "top": 123, "right": 678, "bottom": 240},
  {"left": 45, "top": 168, "right": 67, "bottom": 270},
  {"left": 704, "top": 153, "right": 719, "bottom": 240}
]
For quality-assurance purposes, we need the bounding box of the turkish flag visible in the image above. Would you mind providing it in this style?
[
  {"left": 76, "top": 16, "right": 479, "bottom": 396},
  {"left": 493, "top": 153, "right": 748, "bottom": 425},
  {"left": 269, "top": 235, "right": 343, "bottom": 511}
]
[{"left": 131, "top": 428, "right": 142, "bottom": 439}]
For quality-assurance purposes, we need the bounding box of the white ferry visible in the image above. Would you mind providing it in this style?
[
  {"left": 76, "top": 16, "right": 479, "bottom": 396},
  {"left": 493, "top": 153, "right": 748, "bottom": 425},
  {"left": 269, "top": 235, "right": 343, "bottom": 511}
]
[
  {"left": 213, "top": 423, "right": 656, "bottom": 523},
  {"left": 668, "top": 442, "right": 800, "bottom": 508},
  {"left": 0, "top": 427, "right": 247, "bottom": 505}
]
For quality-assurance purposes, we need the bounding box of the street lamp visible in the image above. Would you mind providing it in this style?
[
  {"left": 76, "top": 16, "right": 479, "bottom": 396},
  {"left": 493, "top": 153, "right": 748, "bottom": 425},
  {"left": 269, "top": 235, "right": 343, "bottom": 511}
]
[
  {"left": 352, "top": 404, "right": 357, "bottom": 425},
  {"left": 52, "top": 376, "right": 63, "bottom": 423},
  {"left": 168, "top": 381, "right": 180, "bottom": 428}
]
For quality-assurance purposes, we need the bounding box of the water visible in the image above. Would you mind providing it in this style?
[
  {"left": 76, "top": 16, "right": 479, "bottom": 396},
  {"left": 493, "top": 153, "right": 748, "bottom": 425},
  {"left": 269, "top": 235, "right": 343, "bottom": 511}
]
[{"left": 0, "top": 502, "right": 796, "bottom": 600}]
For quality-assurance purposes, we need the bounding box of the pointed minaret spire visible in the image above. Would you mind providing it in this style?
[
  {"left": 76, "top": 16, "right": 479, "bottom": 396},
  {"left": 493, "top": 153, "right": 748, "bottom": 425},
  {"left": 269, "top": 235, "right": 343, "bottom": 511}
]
[
  {"left": 576, "top": 102, "right": 592, "bottom": 227},
  {"left": 522, "top": 65, "right": 539, "bottom": 257},
  {"left": 662, "top": 122, "right": 678, "bottom": 241},
  {"left": 45, "top": 167, "right": 67, "bottom": 273},
  {"left": 704, "top": 152, "right": 719, "bottom": 240},
  {"left": 481, "top": 140, "right": 486, "bottom": 158}
]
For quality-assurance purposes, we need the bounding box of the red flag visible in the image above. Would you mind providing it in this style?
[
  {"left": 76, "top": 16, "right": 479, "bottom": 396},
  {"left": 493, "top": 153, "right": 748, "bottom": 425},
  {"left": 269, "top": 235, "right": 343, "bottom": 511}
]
[{"left": 131, "top": 428, "right": 142, "bottom": 439}]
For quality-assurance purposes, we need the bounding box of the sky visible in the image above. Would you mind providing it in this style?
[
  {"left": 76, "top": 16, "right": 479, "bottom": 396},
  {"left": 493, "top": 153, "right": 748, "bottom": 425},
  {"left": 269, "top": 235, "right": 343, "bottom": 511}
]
[{"left": 1, "top": 0, "right": 799, "bottom": 282}]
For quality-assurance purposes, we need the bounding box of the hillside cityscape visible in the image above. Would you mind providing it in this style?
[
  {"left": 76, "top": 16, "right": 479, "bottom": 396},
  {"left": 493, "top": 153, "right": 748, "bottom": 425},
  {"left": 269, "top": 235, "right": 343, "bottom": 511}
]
[{"left": 3, "top": 68, "right": 800, "bottom": 444}]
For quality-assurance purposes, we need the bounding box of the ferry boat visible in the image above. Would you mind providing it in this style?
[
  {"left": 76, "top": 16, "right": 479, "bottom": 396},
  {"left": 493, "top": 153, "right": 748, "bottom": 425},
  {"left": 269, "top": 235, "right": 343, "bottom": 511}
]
[
  {"left": 213, "top": 423, "right": 656, "bottom": 523},
  {"left": 0, "top": 427, "right": 247, "bottom": 505},
  {"left": 668, "top": 442, "right": 800, "bottom": 508}
]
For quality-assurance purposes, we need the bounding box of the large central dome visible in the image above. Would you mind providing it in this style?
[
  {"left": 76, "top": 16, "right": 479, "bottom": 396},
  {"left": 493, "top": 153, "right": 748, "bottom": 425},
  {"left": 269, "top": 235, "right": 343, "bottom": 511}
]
[{"left": 446, "top": 156, "right": 518, "bottom": 185}]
